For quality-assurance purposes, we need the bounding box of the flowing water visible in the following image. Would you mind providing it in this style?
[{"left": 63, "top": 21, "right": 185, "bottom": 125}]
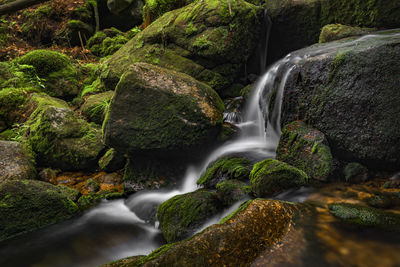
[{"left": 2, "top": 31, "right": 400, "bottom": 267}]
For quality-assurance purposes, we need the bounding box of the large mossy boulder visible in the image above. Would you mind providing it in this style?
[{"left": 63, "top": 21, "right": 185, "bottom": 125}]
[
  {"left": 134, "top": 199, "right": 299, "bottom": 266},
  {"left": 101, "top": 0, "right": 263, "bottom": 95},
  {"left": 197, "top": 157, "right": 253, "bottom": 188},
  {"left": 103, "top": 62, "right": 224, "bottom": 160},
  {"left": 280, "top": 31, "right": 400, "bottom": 170},
  {"left": 261, "top": 0, "right": 400, "bottom": 64},
  {"left": 250, "top": 159, "right": 309, "bottom": 197},
  {"left": 276, "top": 121, "right": 333, "bottom": 181},
  {"left": 17, "top": 50, "right": 78, "bottom": 98},
  {"left": 0, "top": 180, "right": 80, "bottom": 241},
  {"left": 0, "top": 141, "right": 36, "bottom": 181},
  {"left": 329, "top": 203, "right": 400, "bottom": 232},
  {"left": 26, "top": 93, "right": 105, "bottom": 171},
  {"left": 157, "top": 190, "right": 224, "bottom": 243}
]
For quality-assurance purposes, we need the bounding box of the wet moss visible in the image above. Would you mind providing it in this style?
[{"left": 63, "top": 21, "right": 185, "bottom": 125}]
[
  {"left": 250, "top": 158, "right": 309, "bottom": 196},
  {"left": 329, "top": 203, "right": 400, "bottom": 231},
  {"left": 197, "top": 157, "right": 253, "bottom": 188},
  {"left": 80, "top": 91, "right": 113, "bottom": 124},
  {"left": 319, "top": 23, "right": 376, "bottom": 43}
]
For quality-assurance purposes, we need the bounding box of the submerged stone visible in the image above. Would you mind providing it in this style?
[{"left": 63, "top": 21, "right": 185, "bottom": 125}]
[
  {"left": 157, "top": 189, "right": 224, "bottom": 243},
  {"left": 250, "top": 159, "right": 309, "bottom": 197},
  {"left": 0, "top": 141, "right": 36, "bottom": 182},
  {"left": 0, "top": 180, "right": 79, "bottom": 241},
  {"left": 276, "top": 121, "right": 333, "bottom": 181},
  {"left": 329, "top": 203, "right": 400, "bottom": 232},
  {"left": 103, "top": 62, "right": 224, "bottom": 160}
]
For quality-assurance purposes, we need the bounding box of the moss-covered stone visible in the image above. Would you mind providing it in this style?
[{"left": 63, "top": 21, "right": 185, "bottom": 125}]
[
  {"left": 0, "top": 180, "right": 80, "bottom": 241},
  {"left": 329, "top": 203, "right": 400, "bottom": 231},
  {"left": 344, "top": 162, "right": 368, "bottom": 183},
  {"left": 216, "top": 179, "right": 250, "bottom": 206},
  {"left": 80, "top": 91, "right": 113, "bottom": 125},
  {"left": 98, "top": 148, "right": 126, "bottom": 172},
  {"left": 197, "top": 157, "right": 253, "bottom": 188},
  {"left": 0, "top": 141, "right": 36, "bottom": 181},
  {"left": 103, "top": 62, "right": 224, "bottom": 160},
  {"left": 276, "top": 121, "right": 334, "bottom": 181},
  {"left": 25, "top": 93, "right": 105, "bottom": 171},
  {"left": 157, "top": 189, "right": 224, "bottom": 243},
  {"left": 102, "top": 0, "right": 263, "bottom": 94},
  {"left": 280, "top": 31, "right": 400, "bottom": 170},
  {"left": 16, "top": 50, "right": 79, "bottom": 98},
  {"left": 250, "top": 159, "right": 309, "bottom": 197},
  {"left": 77, "top": 191, "right": 124, "bottom": 210},
  {"left": 319, "top": 23, "right": 376, "bottom": 43},
  {"left": 135, "top": 199, "right": 298, "bottom": 266}
]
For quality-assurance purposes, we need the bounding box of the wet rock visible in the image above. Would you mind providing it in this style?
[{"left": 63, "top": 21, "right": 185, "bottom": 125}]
[
  {"left": 250, "top": 159, "right": 309, "bottom": 197},
  {"left": 329, "top": 203, "right": 400, "bottom": 231},
  {"left": 280, "top": 31, "right": 400, "bottom": 170},
  {"left": 101, "top": 255, "right": 145, "bottom": 267},
  {"left": 344, "top": 162, "right": 368, "bottom": 183},
  {"left": 80, "top": 91, "right": 114, "bottom": 125},
  {"left": 16, "top": 50, "right": 79, "bottom": 98},
  {"left": 98, "top": 148, "right": 126, "bottom": 172},
  {"left": 197, "top": 157, "right": 253, "bottom": 188},
  {"left": 277, "top": 121, "right": 334, "bottom": 181},
  {"left": 103, "top": 62, "right": 224, "bottom": 160},
  {"left": 0, "top": 180, "right": 80, "bottom": 241},
  {"left": 101, "top": 0, "right": 264, "bottom": 95},
  {"left": 85, "top": 178, "right": 100, "bottom": 193},
  {"left": 26, "top": 93, "right": 105, "bottom": 171},
  {"left": 0, "top": 141, "right": 36, "bottom": 181},
  {"left": 138, "top": 199, "right": 299, "bottom": 266},
  {"left": 77, "top": 191, "right": 123, "bottom": 210},
  {"left": 216, "top": 179, "right": 250, "bottom": 206},
  {"left": 319, "top": 24, "right": 376, "bottom": 43},
  {"left": 157, "top": 189, "right": 224, "bottom": 243}
]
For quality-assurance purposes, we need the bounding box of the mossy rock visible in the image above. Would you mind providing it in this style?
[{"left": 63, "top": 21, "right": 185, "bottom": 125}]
[
  {"left": 103, "top": 62, "right": 224, "bottom": 160},
  {"left": 132, "top": 199, "right": 298, "bottom": 266},
  {"left": 319, "top": 23, "right": 376, "bottom": 43},
  {"left": 329, "top": 203, "right": 400, "bottom": 232},
  {"left": 102, "top": 0, "right": 263, "bottom": 94},
  {"left": 250, "top": 159, "right": 309, "bottom": 197},
  {"left": 98, "top": 148, "right": 126, "bottom": 172},
  {"left": 216, "top": 179, "right": 250, "bottom": 206},
  {"left": 16, "top": 50, "right": 79, "bottom": 98},
  {"left": 157, "top": 189, "right": 224, "bottom": 243},
  {"left": 280, "top": 30, "right": 400, "bottom": 170},
  {"left": 142, "top": 0, "right": 194, "bottom": 23},
  {"left": 276, "top": 121, "right": 334, "bottom": 181},
  {"left": 0, "top": 180, "right": 80, "bottom": 241},
  {"left": 25, "top": 93, "right": 105, "bottom": 171},
  {"left": 77, "top": 191, "right": 124, "bottom": 210},
  {"left": 0, "top": 141, "right": 36, "bottom": 182},
  {"left": 80, "top": 91, "right": 114, "bottom": 125},
  {"left": 197, "top": 157, "right": 253, "bottom": 188},
  {"left": 343, "top": 162, "right": 368, "bottom": 183}
]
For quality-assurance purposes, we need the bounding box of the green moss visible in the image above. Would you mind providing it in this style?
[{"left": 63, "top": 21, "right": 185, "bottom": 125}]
[
  {"left": 193, "top": 35, "right": 211, "bottom": 50},
  {"left": 250, "top": 159, "right": 309, "bottom": 196},
  {"left": 329, "top": 203, "right": 400, "bottom": 231},
  {"left": 344, "top": 162, "right": 368, "bottom": 182},
  {"left": 0, "top": 180, "right": 79, "bottom": 241},
  {"left": 219, "top": 199, "right": 252, "bottom": 224},
  {"left": 319, "top": 23, "right": 376, "bottom": 43},
  {"left": 80, "top": 91, "right": 113, "bottom": 124},
  {"left": 216, "top": 180, "right": 250, "bottom": 205},
  {"left": 197, "top": 157, "right": 253, "bottom": 188},
  {"left": 157, "top": 190, "right": 223, "bottom": 243},
  {"left": 77, "top": 191, "right": 124, "bottom": 210}
]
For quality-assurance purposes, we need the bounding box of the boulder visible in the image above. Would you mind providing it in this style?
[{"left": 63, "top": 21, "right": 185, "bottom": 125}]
[
  {"left": 216, "top": 180, "right": 250, "bottom": 205},
  {"left": 0, "top": 141, "right": 36, "bottom": 181},
  {"left": 26, "top": 93, "right": 105, "bottom": 171},
  {"left": 280, "top": 31, "right": 400, "bottom": 170},
  {"left": 250, "top": 159, "right": 309, "bottom": 197},
  {"left": 0, "top": 180, "right": 80, "bottom": 241},
  {"left": 319, "top": 24, "right": 376, "bottom": 43},
  {"left": 16, "top": 50, "right": 79, "bottom": 98},
  {"left": 276, "top": 121, "right": 334, "bottom": 181},
  {"left": 197, "top": 157, "right": 253, "bottom": 188},
  {"left": 101, "top": 0, "right": 264, "bottom": 94},
  {"left": 103, "top": 62, "right": 224, "bottom": 159},
  {"left": 157, "top": 190, "right": 224, "bottom": 243}
]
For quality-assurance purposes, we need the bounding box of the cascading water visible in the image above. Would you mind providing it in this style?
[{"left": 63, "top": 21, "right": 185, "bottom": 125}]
[{"left": 3, "top": 31, "right": 397, "bottom": 267}]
